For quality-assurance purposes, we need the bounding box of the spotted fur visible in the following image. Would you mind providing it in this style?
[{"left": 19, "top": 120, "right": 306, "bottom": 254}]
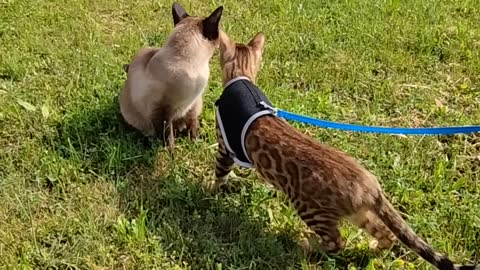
[{"left": 210, "top": 30, "right": 479, "bottom": 270}]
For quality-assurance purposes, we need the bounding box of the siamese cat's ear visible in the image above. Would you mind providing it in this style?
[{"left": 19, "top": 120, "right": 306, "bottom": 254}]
[
  {"left": 172, "top": 2, "right": 189, "bottom": 26},
  {"left": 202, "top": 6, "right": 223, "bottom": 40}
]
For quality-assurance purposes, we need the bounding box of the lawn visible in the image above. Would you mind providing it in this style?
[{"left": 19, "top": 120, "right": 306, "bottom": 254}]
[{"left": 0, "top": 0, "right": 479, "bottom": 269}]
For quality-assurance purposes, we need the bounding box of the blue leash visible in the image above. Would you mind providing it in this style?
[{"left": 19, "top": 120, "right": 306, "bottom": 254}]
[{"left": 276, "top": 109, "right": 480, "bottom": 136}]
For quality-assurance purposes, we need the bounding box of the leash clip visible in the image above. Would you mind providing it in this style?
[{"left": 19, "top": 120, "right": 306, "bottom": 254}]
[{"left": 259, "top": 101, "right": 278, "bottom": 115}]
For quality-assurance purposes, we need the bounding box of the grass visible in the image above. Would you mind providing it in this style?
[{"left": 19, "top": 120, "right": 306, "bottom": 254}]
[{"left": 0, "top": 0, "right": 479, "bottom": 269}]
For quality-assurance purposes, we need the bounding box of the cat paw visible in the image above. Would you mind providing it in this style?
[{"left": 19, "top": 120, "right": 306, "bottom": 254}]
[
  {"left": 226, "top": 171, "right": 239, "bottom": 179},
  {"left": 369, "top": 239, "right": 380, "bottom": 251},
  {"left": 187, "top": 120, "right": 200, "bottom": 140},
  {"left": 321, "top": 238, "right": 346, "bottom": 254},
  {"left": 204, "top": 172, "right": 235, "bottom": 193},
  {"left": 176, "top": 121, "right": 187, "bottom": 132},
  {"left": 369, "top": 237, "right": 394, "bottom": 251},
  {"left": 204, "top": 180, "right": 223, "bottom": 193},
  {"left": 298, "top": 237, "right": 314, "bottom": 255},
  {"left": 300, "top": 232, "right": 346, "bottom": 254},
  {"left": 298, "top": 232, "right": 322, "bottom": 255},
  {"left": 188, "top": 128, "right": 199, "bottom": 140},
  {"left": 165, "top": 137, "right": 175, "bottom": 150}
]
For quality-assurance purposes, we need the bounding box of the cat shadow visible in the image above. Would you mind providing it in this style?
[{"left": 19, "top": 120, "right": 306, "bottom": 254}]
[
  {"left": 43, "top": 87, "right": 376, "bottom": 269},
  {"left": 45, "top": 96, "right": 160, "bottom": 180},
  {"left": 118, "top": 166, "right": 377, "bottom": 269},
  {"left": 121, "top": 172, "right": 296, "bottom": 269},
  {"left": 41, "top": 93, "right": 301, "bottom": 267}
]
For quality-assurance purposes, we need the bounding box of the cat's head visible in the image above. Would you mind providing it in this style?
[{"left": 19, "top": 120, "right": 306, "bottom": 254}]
[
  {"left": 218, "top": 30, "right": 265, "bottom": 86},
  {"left": 169, "top": 3, "right": 223, "bottom": 49}
]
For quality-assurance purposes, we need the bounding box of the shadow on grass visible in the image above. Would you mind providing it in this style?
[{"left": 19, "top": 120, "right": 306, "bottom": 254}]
[
  {"left": 46, "top": 94, "right": 159, "bottom": 179},
  {"left": 45, "top": 91, "right": 373, "bottom": 269},
  {"left": 120, "top": 170, "right": 374, "bottom": 269}
]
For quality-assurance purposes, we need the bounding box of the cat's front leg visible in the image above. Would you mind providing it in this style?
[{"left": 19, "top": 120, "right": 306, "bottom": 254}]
[
  {"left": 165, "top": 119, "right": 175, "bottom": 150},
  {"left": 187, "top": 118, "right": 199, "bottom": 139},
  {"left": 206, "top": 124, "right": 234, "bottom": 192},
  {"left": 185, "top": 97, "right": 203, "bottom": 140}
]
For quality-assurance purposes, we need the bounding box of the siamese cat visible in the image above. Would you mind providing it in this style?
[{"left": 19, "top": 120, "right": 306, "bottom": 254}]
[{"left": 119, "top": 2, "right": 223, "bottom": 149}]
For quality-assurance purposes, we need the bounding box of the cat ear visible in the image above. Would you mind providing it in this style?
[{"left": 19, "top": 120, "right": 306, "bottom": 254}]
[
  {"left": 172, "top": 2, "right": 189, "bottom": 26},
  {"left": 202, "top": 6, "right": 223, "bottom": 40},
  {"left": 219, "top": 30, "right": 235, "bottom": 59},
  {"left": 248, "top": 32, "right": 265, "bottom": 52}
]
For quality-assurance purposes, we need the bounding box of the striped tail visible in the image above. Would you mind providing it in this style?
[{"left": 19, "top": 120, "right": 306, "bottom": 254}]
[{"left": 373, "top": 193, "right": 479, "bottom": 270}]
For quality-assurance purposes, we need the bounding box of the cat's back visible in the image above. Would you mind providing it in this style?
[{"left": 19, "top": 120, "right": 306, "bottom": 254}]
[
  {"left": 246, "top": 115, "right": 379, "bottom": 208},
  {"left": 123, "top": 47, "right": 161, "bottom": 97},
  {"left": 145, "top": 46, "right": 210, "bottom": 116},
  {"left": 147, "top": 45, "right": 210, "bottom": 87},
  {"left": 248, "top": 116, "right": 371, "bottom": 181},
  {"left": 128, "top": 47, "right": 160, "bottom": 76}
]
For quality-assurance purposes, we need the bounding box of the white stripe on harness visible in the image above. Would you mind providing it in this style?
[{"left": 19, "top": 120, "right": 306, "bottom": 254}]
[
  {"left": 240, "top": 110, "right": 273, "bottom": 164},
  {"left": 215, "top": 106, "right": 254, "bottom": 168},
  {"left": 223, "top": 76, "right": 251, "bottom": 89}
]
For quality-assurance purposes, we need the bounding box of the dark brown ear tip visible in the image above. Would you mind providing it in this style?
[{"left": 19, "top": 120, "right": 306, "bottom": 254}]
[
  {"left": 172, "top": 2, "right": 186, "bottom": 14},
  {"left": 172, "top": 2, "right": 189, "bottom": 25},
  {"left": 212, "top": 6, "right": 223, "bottom": 16}
]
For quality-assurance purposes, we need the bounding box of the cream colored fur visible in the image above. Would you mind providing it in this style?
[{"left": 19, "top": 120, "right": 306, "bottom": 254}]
[{"left": 119, "top": 3, "right": 222, "bottom": 148}]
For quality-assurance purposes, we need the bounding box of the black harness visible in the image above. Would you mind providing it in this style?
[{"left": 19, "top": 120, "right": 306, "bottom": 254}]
[{"left": 215, "top": 77, "right": 275, "bottom": 168}]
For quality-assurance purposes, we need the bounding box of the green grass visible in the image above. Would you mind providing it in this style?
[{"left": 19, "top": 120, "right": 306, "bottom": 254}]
[{"left": 1, "top": 0, "right": 479, "bottom": 269}]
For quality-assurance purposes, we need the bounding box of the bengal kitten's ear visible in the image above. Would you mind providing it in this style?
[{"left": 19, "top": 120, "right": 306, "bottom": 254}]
[
  {"left": 219, "top": 30, "right": 235, "bottom": 61},
  {"left": 248, "top": 32, "right": 265, "bottom": 52},
  {"left": 172, "top": 2, "right": 189, "bottom": 26},
  {"left": 202, "top": 6, "right": 223, "bottom": 40}
]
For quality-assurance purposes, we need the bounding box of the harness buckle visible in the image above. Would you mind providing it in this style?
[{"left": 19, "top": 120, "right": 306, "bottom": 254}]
[{"left": 259, "top": 101, "right": 278, "bottom": 115}]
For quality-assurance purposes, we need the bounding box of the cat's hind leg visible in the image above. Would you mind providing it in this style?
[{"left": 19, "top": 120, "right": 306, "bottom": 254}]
[
  {"left": 184, "top": 97, "right": 202, "bottom": 140},
  {"left": 300, "top": 209, "right": 346, "bottom": 253},
  {"left": 349, "top": 210, "right": 396, "bottom": 250}
]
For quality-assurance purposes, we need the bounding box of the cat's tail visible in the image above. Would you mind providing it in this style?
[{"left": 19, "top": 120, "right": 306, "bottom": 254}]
[{"left": 373, "top": 193, "right": 479, "bottom": 270}]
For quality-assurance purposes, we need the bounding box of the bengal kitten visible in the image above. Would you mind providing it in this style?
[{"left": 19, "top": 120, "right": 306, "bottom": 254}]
[{"left": 209, "top": 30, "right": 478, "bottom": 270}]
